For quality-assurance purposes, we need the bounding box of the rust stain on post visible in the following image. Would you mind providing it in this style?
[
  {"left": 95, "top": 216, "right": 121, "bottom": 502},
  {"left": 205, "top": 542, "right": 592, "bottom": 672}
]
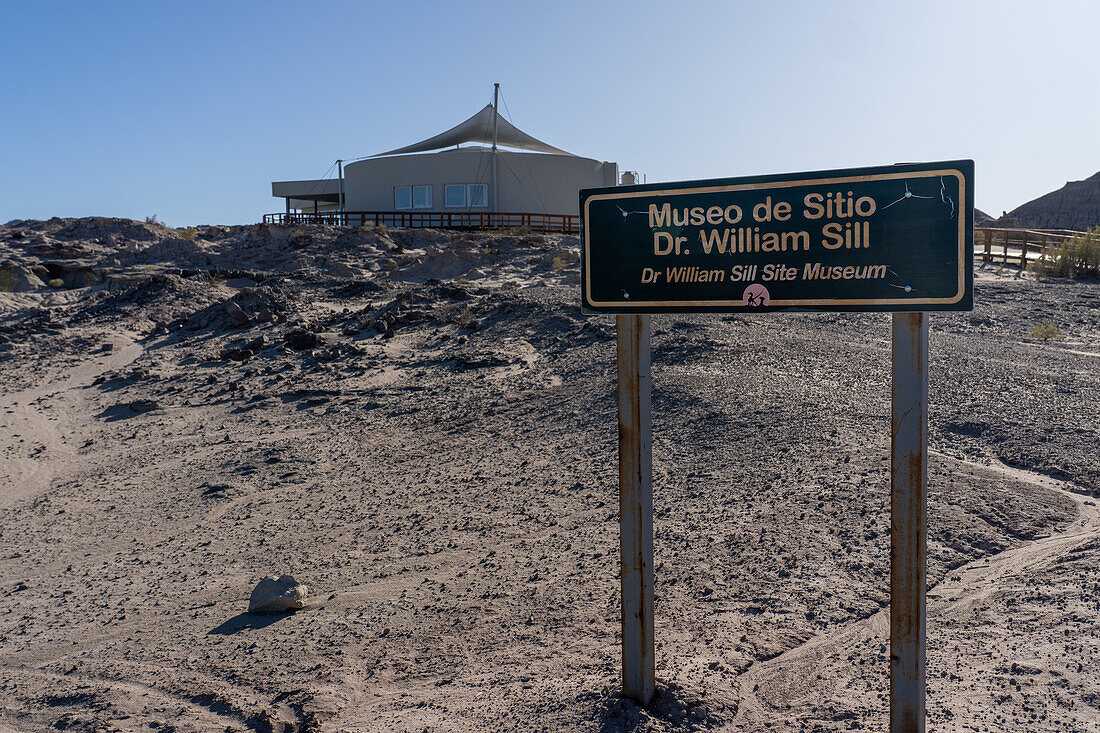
[
  {"left": 617, "top": 314, "right": 655, "bottom": 706},
  {"left": 890, "top": 311, "right": 928, "bottom": 732}
]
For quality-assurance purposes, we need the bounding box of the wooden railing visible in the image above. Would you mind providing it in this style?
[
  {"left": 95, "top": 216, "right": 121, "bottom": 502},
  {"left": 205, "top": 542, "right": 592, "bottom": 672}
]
[
  {"left": 262, "top": 210, "right": 579, "bottom": 234},
  {"left": 975, "top": 227, "right": 1086, "bottom": 269},
  {"left": 258, "top": 218, "right": 1084, "bottom": 264}
]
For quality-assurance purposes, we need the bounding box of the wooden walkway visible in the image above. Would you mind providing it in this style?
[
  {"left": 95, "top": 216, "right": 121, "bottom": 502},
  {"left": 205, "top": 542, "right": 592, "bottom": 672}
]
[
  {"left": 975, "top": 227, "right": 1086, "bottom": 269},
  {"left": 258, "top": 215, "right": 1083, "bottom": 264},
  {"left": 262, "top": 210, "right": 579, "bottom": 235}
]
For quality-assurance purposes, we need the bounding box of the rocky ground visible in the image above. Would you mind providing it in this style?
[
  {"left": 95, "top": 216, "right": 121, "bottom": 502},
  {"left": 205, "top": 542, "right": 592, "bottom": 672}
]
[{"left": 0, "top": 218, "right": 1098, "bottom": 732}]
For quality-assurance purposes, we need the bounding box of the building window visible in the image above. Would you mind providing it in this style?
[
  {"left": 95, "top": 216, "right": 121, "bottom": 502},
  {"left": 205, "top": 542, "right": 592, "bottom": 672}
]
[
  {"left": 396, "top": 185, "right": 431, "bottom": 210},
  {"left": 467, "top": 183, "right": 488, "bottom": 207},
  {"left": 445, "top": 184, "right": 466, "bottom": 208},
  {"left": 445, "top": 183, "right": 490, "bottom": 208}
]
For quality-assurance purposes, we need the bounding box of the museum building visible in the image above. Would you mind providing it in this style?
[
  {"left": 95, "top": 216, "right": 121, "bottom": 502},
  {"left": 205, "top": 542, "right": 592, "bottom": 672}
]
[{"left": 270, "top": 89, "right": 623, "bottom": 224}]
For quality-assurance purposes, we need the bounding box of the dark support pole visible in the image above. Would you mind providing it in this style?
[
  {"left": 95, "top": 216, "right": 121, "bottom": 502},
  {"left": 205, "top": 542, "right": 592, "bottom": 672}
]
[
  {"left": 890, "top": 311, "right": 928, "bottom": 733},
  {"left": 617, "top": 314, "right": 655, "bottom": 706}
]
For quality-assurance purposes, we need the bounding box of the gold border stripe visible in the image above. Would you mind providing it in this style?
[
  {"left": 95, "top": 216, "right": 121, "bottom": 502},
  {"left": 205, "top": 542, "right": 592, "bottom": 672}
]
[{"left": 583, "top": 169, "right": 967, "bottom": 308}]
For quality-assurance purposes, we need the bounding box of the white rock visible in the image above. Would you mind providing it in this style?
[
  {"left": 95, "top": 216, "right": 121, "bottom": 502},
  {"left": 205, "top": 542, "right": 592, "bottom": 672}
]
[{"left": 248, "top": 575, "right": 307, "bottom": 613}]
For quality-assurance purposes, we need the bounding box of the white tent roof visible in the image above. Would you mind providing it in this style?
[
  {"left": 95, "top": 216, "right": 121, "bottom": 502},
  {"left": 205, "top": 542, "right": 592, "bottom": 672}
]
[{"left": 372, "top": 104, "right": 574, "bottom": 157}]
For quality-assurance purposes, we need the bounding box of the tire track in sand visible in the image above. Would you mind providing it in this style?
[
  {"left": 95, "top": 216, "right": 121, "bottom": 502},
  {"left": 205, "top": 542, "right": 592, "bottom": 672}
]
[
  {"left": 0, "top": 663, "right": 308, "bottom": 731},
  {"left": 0, "top": 332, "right": 143, "bottom": 509},
  {"left": 730, "top": 454, "right": 1099, "bottom": 727}
]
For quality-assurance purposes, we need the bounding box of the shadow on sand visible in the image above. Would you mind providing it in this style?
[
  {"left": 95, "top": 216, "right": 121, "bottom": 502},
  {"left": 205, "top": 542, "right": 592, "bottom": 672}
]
[
  {"left": 96, "top": 403, "right": 160, "bottom": 421},
  {"left": 208, "top": 611, "right": 295, "bottom": 635}
]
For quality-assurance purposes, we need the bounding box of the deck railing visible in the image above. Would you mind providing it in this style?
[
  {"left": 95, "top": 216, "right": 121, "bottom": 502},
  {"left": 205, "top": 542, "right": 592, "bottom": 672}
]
[
  {"left": 259, "top": 217, "right": 1086, "bottom": 266},
  {"left": 975, "top": 227, "right": 1088, "bottom": 270},
  {"left": 262, "top": 210, "right": 580, "bottom": 234}
]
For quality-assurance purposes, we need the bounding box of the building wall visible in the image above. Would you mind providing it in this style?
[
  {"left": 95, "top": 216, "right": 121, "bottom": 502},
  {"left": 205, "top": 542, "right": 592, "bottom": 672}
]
[{"left": 342, "top": 148, "right": 616, "bottom": 216}]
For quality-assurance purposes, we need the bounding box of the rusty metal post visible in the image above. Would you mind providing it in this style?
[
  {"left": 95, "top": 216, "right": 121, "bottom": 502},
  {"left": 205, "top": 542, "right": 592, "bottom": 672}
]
[
  {"left": 617, "top": 313, "right": 655, "bottom": 706},
  {"left": 890, "top": 312, "right": 928, "bottom": 732}
]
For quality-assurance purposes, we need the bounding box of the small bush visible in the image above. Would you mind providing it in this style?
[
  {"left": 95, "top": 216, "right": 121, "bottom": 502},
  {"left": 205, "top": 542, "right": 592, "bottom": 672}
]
[
  {"left": 48, "top": 278, "right": 65, "bottom": 289},
  {"left": 552, "top": 256, "right": 569, "bottom": 271},
  {"left": 145, "top": 215, "right": 160, "bottom": 225},
  {"left": 180, "top": 227, "right": 197, "bottom": 240},
  {"left": 1027, "top": 321, "right": 1063, "bottom": 341},
  {"left": 1029, "top": 227, "right": 1100, "bottom": 279}
]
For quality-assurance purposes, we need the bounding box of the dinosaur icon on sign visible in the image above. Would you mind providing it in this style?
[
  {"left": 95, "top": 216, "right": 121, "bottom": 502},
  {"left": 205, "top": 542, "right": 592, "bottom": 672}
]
[{"left": 742, "top": 284, "right": 770, "bottom": 307}]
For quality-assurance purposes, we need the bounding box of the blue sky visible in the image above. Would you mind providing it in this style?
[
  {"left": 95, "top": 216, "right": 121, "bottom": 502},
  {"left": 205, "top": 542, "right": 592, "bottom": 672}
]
[{"left": 1, "top": 0, "right": 1097, "bottom": 226}]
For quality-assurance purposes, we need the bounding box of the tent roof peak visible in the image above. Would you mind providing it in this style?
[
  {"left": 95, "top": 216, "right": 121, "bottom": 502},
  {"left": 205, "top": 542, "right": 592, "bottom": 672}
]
[{"left": 371, "top": 104, "right": 574, "bottom": 158}]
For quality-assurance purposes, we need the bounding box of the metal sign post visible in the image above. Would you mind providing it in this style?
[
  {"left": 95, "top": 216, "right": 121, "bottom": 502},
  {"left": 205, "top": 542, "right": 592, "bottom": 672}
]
[
  {"left": 890, "top": 312, "right": 929, "bottom": 732},
  {"left": 616, "top": 313, "right": 655, "bottom": 705},
  {"left": 616, "top": 310, "right": 655, "bottom": 699}
]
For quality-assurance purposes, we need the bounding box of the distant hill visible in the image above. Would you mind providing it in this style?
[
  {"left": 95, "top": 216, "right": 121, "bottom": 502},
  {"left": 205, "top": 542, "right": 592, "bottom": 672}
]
[
  {"left": 975, "top": 208, "right": 995, "bottom": 225},
  {"left": 1001, "top": 172, "right": 1100, "bottom": 231}
]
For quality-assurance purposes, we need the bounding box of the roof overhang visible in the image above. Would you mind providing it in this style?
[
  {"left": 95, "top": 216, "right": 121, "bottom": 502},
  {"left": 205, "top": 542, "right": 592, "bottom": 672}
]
[{"left": 272, "top": 179, "right": 341, "bottom": 201}]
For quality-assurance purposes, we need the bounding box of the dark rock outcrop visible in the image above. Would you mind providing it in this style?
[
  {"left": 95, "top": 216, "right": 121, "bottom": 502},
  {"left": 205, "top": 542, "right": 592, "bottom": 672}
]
[{"left": 1002, "top": 172, "right": 1100, "bottom": 231}]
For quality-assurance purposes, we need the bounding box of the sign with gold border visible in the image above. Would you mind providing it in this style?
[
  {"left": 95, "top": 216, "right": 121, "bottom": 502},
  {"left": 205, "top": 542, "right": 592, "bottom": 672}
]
[{"left": 581, "top": 160, "right": 973, "bottom": 313}]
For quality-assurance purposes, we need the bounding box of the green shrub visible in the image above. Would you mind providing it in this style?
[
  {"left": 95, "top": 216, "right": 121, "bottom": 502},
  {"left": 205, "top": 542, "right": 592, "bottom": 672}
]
[
  {"left": 48, "top": 278, "right": 64, "bottom": 289},
  {"left": 145, "top": 215, "right": 160, "bottom": 225},
  {"left": 180, "top": 226, "right": 197, "bottom": 240},
  {"left": 1027, "top": 321, "right": 1063, "bottom": 341},
  {"left": 1029, "top": 227, "right": 1100, "bottom": 279}
]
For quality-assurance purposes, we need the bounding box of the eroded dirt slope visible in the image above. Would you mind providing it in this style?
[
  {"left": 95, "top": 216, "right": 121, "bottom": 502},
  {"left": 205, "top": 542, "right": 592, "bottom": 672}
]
[{"left": 1, "top": 219, "right": 1098, "bottom": 732}]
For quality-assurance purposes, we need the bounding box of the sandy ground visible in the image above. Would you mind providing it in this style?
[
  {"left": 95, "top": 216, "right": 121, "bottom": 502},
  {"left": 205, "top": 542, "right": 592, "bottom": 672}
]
[{"left": 0, "top": 219, "right": 1098, "bottom": 732}]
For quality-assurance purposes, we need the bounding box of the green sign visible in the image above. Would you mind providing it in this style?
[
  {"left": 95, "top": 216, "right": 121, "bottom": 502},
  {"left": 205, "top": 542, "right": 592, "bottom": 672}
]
[{"left": 581, "top": 160, "right": 973, "bottom": 313}]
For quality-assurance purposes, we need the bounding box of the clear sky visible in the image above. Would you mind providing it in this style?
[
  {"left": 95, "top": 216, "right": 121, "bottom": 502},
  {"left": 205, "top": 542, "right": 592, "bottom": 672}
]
[{"left": 2, "top": 0, "right": 1097, "bottom": 226}]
